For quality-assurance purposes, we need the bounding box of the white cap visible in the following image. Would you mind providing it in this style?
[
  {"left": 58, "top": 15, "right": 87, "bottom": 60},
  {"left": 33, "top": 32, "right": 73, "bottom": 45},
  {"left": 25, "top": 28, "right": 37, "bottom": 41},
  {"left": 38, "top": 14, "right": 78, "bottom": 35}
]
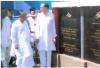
[
  {"left": 40, "top": 3, "right": 45, "bottom": 8},
  {"left": 40, "top": 3, "right": 49, "bottom": 8}
]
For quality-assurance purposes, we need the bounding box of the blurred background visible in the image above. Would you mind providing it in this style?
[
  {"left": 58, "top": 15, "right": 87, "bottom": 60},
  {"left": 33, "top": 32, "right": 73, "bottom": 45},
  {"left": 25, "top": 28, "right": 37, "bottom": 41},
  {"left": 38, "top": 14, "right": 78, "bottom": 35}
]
[{"left": 1, "top": 0, "right": 100, "bottom": 67}]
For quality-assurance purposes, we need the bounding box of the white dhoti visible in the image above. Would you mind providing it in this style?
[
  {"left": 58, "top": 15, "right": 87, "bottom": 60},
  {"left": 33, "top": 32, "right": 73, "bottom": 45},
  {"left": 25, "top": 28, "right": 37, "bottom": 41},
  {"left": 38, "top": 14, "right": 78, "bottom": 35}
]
[
  {"left": 38, "top": 51, "right": 52, "bottom": 68},
  {"left": 15, "top": 42, "right": 34, "bottom": 68},
  {"left": 10, "top": 44, "right": 16, "bottom": 57},
  {"left": 1, "top": 46, "right": 11, "bottom": 67},
  {"left": 1, "top": 47, "right": 8, "bottom": 67}
]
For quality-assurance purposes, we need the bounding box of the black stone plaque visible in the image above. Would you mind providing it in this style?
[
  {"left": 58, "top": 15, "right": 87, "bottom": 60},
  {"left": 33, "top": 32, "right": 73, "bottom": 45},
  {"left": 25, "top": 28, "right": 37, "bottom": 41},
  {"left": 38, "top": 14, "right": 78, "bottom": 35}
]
[
  {"left": 59, "top": 8, "right": 80, "bottom": 57},
  {"left": 84, "top": 7, "right": 100, "bottom": 64}
]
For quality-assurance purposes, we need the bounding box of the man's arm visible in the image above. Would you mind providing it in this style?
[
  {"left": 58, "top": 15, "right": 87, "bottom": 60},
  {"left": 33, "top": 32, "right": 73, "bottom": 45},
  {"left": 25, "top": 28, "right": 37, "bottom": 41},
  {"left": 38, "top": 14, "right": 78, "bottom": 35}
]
[{"left": 52, "top": 15, "right": 57, "bottom": 43}]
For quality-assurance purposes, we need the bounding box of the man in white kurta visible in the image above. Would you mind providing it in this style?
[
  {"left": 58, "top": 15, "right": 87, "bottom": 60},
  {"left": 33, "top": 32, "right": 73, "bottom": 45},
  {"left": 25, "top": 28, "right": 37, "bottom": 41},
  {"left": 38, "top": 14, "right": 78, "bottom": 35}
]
[
  {"left": 1, "top": 9, "right": 12, "bottom": 67},
  {"left": 36, "top": 3, "right": 57, "bottom": 68},
  {"left": 27, "top": 7, "right": 36, "bottom": 42},
  {"left": 11, "top": 11, "right": 34, "bottom": 68}
]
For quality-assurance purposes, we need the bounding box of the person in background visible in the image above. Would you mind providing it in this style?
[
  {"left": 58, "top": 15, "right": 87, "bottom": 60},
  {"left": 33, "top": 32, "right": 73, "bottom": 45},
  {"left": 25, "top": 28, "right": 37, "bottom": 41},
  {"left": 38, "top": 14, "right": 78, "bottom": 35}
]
[
  {"left": 36, "top": 3, "right": 57, "bottom": 68},
  {"left": 1, "top": 9, "right": 12, "bottom": 67},
  {"left": 27, "top": 7, "right": 37, "bottom": 43},
  {"left": 27, "top": 7, "right": 40, "bottom": 64},
  {"left": 11, "top": 10, "right": 34, "bottom": 68},
  {"left": 1, "top": 7, "right": 5, "bottom": 67}
]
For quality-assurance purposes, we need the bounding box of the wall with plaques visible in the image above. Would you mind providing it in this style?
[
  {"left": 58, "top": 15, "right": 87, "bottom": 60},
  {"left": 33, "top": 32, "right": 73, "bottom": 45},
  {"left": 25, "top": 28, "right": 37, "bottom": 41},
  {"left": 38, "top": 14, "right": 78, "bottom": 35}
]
[
  {"left": 84, "top": 6, "right": 100, "bottom": 64},
  {"left": 58, "top": 7, "right": 80, "bottom": 57},
  {"left": 55, "top": 6, "right": 100, "bottom": 64}
]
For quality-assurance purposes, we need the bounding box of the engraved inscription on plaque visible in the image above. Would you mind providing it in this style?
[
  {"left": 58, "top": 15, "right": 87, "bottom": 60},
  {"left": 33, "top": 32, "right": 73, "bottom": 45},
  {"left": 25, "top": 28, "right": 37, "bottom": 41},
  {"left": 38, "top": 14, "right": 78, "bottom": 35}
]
[
  {"left": 59, "top": 8, "right": 80, "bottom": 57},
  {"left": 84, "top": 7, "right": 100, "bottom": 64}
]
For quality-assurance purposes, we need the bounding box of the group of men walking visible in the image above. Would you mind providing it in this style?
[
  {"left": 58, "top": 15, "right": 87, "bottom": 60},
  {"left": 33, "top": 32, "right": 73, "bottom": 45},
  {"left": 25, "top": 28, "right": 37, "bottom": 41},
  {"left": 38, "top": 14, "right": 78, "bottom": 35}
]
[{"left": 1, "top": 3, "right": 57, "bottom": 68}]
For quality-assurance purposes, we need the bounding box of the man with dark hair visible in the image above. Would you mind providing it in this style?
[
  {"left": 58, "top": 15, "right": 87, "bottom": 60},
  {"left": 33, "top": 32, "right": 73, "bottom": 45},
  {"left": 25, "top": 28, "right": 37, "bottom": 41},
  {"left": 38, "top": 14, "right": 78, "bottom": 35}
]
[
  {"left": 28, "top": 7, "right": 36, "bottom": 18},
  {"left": 1, "top": 9, "right": 12, "bottom": 67},
  {"left": 36, "top": 3, "right": 57, "bottom": 68},
  {"left": 30, "top": 7, "right": 35, "bottom": 13},
  {"left": 27, "top": 7, "right": 37, "bottom": 44}
]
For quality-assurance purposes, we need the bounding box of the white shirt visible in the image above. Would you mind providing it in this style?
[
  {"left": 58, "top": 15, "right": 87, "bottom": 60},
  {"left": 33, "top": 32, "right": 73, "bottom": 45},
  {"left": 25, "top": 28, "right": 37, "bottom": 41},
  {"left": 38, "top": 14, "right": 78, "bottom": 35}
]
[
  {"left": 1, "top": 16, "right": 12, "bottom": 47},
  {"left": 27, "top": 15, "right": 36, "bottom": 32},
  {"left": 27, "top": 14, "right": 37, "bottom": 42},
  {"left": 36, "top": 12, "right": 57, "bottom": 51},
  {"left": 11, "top": 19, "right": 31, "bottom": 45},
  {"left": 11, "top": 19, "right": 33, "bottom": 57}
]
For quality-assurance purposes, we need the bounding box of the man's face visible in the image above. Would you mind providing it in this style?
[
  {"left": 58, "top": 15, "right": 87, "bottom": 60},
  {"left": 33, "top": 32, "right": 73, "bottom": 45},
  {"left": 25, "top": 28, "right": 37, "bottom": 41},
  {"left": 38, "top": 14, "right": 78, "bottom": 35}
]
[
  {"left": 30, "top": 11, "right": 35, "bottom": 15},
  {"left": 8, "top": 11, "right": 12, "bottom": 17},
  {"left": 20, "top": 14, "right": 26, "bottom": 23},
  {"left": 40, "top": 7, "right": 47, "bottom": 13}
]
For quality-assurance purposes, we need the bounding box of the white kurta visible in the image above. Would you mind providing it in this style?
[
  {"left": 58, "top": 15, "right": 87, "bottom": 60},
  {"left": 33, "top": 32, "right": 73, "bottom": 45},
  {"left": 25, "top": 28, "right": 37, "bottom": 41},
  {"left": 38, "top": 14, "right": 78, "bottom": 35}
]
[
  {"left": 11, "top": 19, "right": 34, "bottom": 66},
  {"left": 1, "top": 16, "right": 12, "bottom": 47},
  {"left": 27, "top": 15, "right": 36, "bottom": 42},
  {"left": 36, "top": 12, "right": 57, "bottom": 51},
  {"left": 27, "top": 15, "right": 36, "bottom": 33},
  {"left": 1, "top": 16, "right": 12, "bottom": 67}
]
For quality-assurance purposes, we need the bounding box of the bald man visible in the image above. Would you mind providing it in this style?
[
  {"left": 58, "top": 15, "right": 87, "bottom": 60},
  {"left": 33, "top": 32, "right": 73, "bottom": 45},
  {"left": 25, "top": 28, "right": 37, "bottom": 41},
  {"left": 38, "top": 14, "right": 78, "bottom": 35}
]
[{"left": 11, "top": 11, "right": 34, "bottom": 68}]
